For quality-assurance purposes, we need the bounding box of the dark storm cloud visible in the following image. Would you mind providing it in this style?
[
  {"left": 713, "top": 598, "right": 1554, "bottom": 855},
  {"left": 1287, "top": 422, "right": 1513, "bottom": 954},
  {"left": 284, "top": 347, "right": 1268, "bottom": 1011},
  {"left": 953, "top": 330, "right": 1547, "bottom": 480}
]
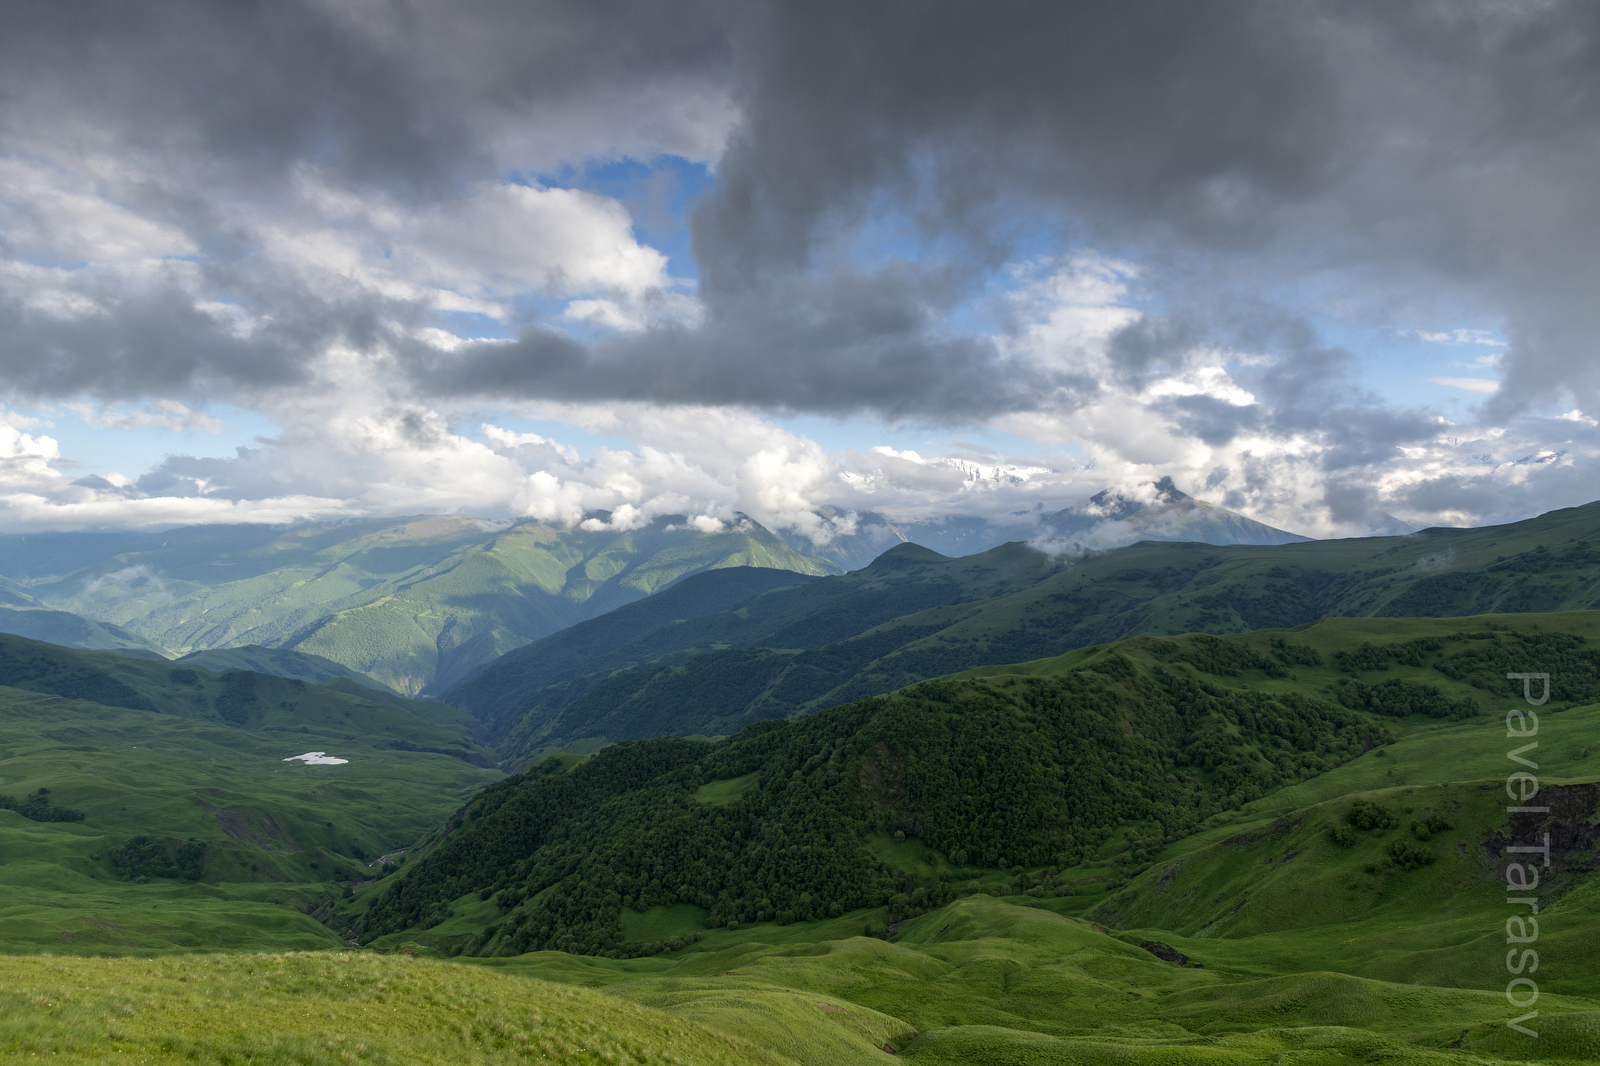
[
  {"left": 686, "top": 0, "right": 1600, "bottom": 417},
  {"left": 4, "top": 0, "right": 1600, "bottom": 434},
  {"left": 0, "top": 252, "right": 405, "bottom": 399},
  {"left": 421, "top": 0, "right": 1600, "bottom": 427},
  {"left": 0, "top": 0, "right": 728, "bottom": 192},
  {"left": 695, "top": 0, "right": 1345, "bottom": 287},
  {"left": 0, "top": 283, "right": 310, "bottom": 398},
  {"left": 418, "top": 265, "right": 1102, "bottom": 419},
  {"left": 1, "top": 1, "right": 468, "bottom": 191}
]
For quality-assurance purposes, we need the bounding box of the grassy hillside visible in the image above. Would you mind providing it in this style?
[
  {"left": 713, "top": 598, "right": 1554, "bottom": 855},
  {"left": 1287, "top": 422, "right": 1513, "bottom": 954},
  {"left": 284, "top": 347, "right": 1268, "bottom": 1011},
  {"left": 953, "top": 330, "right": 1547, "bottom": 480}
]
[
  {"left": 14, "top": 901, "right": 1600, "bottom": 1064},
  {"left": 473, "top": 891, "right": 1600, "bottom": 1065},
  {"left": 0, "top": 514, "right": 838, "bottom": 695},
  {"left": 366, "top": 611, "right": 1600, "bottom": 959},
  {"left": 0, "top": 952, "right": 793, "bottom": 1065},
  {"left": 335, "top": 610, "right": 1600, "bottom": 1062},
  {"left": 0, "top": 604, "right": 171, "bottom": 658},
  {"left": 458, "top": 500, "right": 1600, "bottom": 762},
  {"left": 176, "top": 644, "right": 390, "bottom": 691},
  {"left": 0, "top": 633, "right": 501, "bottom": 952}
]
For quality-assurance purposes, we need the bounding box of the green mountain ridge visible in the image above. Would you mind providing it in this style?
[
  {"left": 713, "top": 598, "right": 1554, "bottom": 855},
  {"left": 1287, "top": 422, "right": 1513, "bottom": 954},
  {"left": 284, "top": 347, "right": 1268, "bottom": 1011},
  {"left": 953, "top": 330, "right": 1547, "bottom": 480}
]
[
  {"left": 0, "top": 604, "right": 172, "bottom": 659},
  {"left": 8, "top": 504, "right": 1600, "bottom": 1065},
  {"left": 448, "top": 541, "right": 1053, "bottom": 758},
  {"left": 451, "top": 499, "right": 1600, "bottom": 763},
  {"left": 0, "top": 513, "right": 838, "bottom": 696}
]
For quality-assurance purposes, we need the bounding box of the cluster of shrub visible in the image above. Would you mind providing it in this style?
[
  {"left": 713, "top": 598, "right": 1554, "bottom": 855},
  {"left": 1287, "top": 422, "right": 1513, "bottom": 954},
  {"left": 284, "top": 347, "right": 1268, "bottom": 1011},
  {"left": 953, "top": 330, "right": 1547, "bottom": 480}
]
[
  {"left": 1327, "top": 799, "right": 1451, "bottom": 871},
  {"left": 365, "top": 652, "right": 1387, "bottom": 959},
  {"left": 0, "top": 786, "right": 84, "bottom": 823}
]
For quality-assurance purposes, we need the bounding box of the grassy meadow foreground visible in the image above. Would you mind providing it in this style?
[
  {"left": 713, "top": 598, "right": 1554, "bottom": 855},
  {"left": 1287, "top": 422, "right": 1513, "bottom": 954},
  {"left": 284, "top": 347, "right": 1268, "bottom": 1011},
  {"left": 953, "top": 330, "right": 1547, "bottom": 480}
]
[
  {"left": 6, "top": 884, "right": 1600, "bottom": 1065},
  {"left": 0, "top": 951, "right": 788, "bottom": 1065},
  {"left": 7, "top": 606, "right": 1600, "bottom": 1061}
]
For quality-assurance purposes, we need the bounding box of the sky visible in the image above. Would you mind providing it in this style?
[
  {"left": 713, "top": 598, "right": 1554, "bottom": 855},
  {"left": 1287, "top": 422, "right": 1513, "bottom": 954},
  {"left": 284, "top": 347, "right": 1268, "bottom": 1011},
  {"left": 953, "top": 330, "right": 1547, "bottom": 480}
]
[{"left": 1, "top": 0, "right": 1597, "bottom": 544}]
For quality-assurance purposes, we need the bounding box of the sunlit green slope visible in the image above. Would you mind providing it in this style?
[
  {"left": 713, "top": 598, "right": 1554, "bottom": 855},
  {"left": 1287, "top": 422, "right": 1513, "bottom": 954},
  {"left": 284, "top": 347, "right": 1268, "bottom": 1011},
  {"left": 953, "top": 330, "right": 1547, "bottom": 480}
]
[
  {"left": 0, "top": 513, "right": 838, "bottom": 694},
  {"left": 0, "top": 952, "right": 793, "bottom": 1066}
]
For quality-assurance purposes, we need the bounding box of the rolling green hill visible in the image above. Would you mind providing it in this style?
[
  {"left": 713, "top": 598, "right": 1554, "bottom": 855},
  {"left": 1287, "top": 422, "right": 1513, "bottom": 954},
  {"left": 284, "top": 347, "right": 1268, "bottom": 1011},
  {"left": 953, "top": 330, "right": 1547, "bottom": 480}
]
[
  {"left": 455, "top": 500, "right": 1600, "bottom": 763},
  {"left": 0, "top": 633, "right": 502, "bottom": 952},
  {"left": 0, "top": 951, "right": 795, "bottom": 1066},
  {"left": 0, "top": 514, "right": 838, "bottom": 695},
  {"left": 282, "top": 608, "right": 1600, "bottom": 1064}
]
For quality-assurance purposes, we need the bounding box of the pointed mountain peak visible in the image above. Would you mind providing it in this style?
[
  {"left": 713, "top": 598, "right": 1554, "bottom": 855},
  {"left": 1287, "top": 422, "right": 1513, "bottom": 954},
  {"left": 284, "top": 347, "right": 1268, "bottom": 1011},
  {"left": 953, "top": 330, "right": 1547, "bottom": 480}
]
[{"left": 1043, "top": 479, "right": 1308, "bottom": 547}]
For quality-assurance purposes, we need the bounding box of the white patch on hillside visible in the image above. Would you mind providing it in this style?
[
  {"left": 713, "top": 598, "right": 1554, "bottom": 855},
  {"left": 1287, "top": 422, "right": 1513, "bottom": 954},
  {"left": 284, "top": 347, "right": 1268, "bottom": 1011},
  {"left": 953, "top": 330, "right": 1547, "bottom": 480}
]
[{"left": 284, "top": 751, "right": 348, "bottom": 765}]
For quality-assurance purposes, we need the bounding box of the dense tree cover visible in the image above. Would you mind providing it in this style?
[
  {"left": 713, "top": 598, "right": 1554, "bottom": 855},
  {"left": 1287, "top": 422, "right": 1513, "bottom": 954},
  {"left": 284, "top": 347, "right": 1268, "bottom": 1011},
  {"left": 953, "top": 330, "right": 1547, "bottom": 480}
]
[
  {"left": 1319, "top": 628, "right": 1600, "bottom": 712},
  {"left": 363, "top": 651, "right": 1387, "bottom": 958},
  {"left": 1336, "top": 677, "right": 1476, "bottom": 719},
  {"left": 1488, "top": 541, "right": 1600, "bottom": 574},
  {"left": 109, "top": 837, "right": 209, "bottom": 881},
  {"left": 0, "top": 640, "right": 156, "bottom": 711},
  {"left": 0, "top": 787, "right": 84, "bottom": 823},
  {"left": 1323, "top": 626, "right": 1600, "bottom": 706},
  {"left": 215, "top": 670, "right": 262, "bottom": 725},
  {"left": 1437, "top": 629, "right": 1600, "bottom": 704}
]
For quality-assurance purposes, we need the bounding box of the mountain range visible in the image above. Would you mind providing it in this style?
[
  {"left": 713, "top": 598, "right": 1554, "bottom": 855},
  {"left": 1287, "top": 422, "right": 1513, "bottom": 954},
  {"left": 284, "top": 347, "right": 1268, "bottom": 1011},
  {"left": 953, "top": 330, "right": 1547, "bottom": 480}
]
[
  {"left": 0, "top": 482, "right": 1335, "bottom": 698},
  {"left": 782, "top": 479, "right": 1330, "bottom": 571},
  {"left": 446, "top": 499, "right": 1600, "bottom": 763},
  {"left": 0, "top": 513, "right": 836, "bottom": 694}
]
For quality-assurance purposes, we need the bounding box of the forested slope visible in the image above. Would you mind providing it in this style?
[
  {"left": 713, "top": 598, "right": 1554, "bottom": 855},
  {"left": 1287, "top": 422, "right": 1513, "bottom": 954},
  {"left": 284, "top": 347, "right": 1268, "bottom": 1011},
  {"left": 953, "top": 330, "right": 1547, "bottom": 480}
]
[{"left": 364, "top": 611, "right": 1600, "bottom": 958}]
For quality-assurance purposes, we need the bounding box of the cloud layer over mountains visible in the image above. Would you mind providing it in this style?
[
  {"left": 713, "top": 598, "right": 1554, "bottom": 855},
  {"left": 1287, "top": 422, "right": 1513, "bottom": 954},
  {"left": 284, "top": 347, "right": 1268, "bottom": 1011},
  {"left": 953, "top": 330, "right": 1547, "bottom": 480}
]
[{"left": 1, "top": 1, "right": 1596, "bottom": 539}]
